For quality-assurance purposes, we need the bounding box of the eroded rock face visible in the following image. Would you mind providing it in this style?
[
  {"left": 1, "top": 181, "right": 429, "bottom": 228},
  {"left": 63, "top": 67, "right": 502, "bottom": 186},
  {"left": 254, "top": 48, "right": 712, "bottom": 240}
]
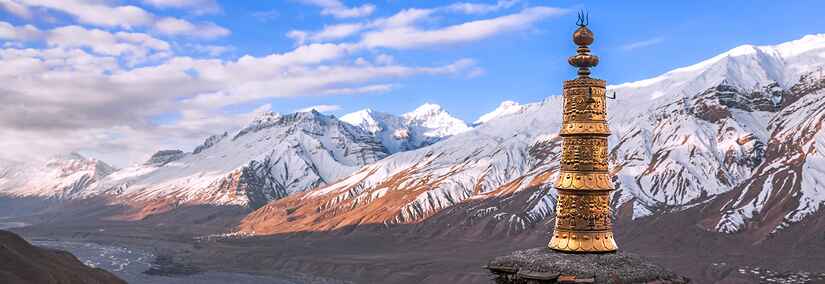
[
  {"left": 145, "top": 150, "right": 185, "bottom": 166},
  {"left": 0, "top": 230, "right": 126, "bottom": 284},
  {"left": 193, "top": 132, "right": 228, "bottom": 154}
]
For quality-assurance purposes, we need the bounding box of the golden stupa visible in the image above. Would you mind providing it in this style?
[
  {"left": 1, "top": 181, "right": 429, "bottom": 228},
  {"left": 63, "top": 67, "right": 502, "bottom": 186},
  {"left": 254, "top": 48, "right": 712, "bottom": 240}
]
[{"left": 547, "top": 12, "right": 618, "bottom": 253}]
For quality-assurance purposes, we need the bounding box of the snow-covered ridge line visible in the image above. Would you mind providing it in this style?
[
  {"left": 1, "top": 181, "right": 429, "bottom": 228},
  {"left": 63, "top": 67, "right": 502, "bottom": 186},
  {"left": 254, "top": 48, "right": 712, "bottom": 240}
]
[{"left": 341, "top": 103, "right": 471, "bottom": 153}]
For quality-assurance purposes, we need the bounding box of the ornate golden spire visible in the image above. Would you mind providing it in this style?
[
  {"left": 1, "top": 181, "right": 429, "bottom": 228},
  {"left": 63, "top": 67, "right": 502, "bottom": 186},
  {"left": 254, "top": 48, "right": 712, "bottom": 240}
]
[
  {"left": 547, "top": 11, "right": 618, "bottom": 253},
  {"left": 569, "top": 12, "right": 599, "bottom": 78}
]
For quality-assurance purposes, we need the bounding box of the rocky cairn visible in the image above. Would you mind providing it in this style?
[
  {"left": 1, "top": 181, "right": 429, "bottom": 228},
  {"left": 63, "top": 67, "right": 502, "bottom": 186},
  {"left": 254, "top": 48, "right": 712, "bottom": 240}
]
[{"left": 485, "top": 248, "right": 688, "bottom": 284}]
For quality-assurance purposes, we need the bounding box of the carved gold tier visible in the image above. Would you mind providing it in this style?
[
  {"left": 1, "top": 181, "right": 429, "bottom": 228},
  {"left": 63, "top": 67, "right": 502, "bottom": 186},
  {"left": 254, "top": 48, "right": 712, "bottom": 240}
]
[
  {"left": 548, "top": 190, "right": 617, "bottom": 252},
  {"left": 555, "top": 172, "right": 613, "bottom": 191},
  {"left": 548, "top": 228, "right": 618, "bottom": 252},
  {"left": 560, "top": 136, "right": 609, "bottom": 172}
]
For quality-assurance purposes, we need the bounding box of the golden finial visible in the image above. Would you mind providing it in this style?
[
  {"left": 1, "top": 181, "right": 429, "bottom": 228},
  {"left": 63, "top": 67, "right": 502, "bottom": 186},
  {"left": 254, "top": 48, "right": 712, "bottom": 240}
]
[{"left": 568, "top": 10, "right": 599, "bottom": 78}]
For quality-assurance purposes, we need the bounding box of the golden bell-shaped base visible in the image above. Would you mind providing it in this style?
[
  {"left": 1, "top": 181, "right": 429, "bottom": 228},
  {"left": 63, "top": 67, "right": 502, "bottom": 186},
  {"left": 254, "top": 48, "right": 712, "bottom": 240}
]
[{"left": 548, "top": 229, "right": 617, "bottom": 253}]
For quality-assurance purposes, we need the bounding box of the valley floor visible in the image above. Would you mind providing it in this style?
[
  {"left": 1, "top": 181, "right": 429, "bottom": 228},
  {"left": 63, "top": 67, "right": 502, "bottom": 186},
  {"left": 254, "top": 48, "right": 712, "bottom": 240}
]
[{"left": 5, "top": 209, "right": 825, "bottom": 284}]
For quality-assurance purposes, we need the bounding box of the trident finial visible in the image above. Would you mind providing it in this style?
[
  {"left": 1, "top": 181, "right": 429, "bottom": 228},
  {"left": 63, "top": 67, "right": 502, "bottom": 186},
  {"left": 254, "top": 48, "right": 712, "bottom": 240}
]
[{"left": 576, "top": 10, "right": 589, "bottom": 27}]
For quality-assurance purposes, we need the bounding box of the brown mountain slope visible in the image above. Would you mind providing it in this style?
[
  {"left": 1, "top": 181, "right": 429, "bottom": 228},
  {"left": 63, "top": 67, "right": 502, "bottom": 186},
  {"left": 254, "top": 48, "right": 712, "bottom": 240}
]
[{"left": 0, "top": 230, "right": 125, "bottom": 284}]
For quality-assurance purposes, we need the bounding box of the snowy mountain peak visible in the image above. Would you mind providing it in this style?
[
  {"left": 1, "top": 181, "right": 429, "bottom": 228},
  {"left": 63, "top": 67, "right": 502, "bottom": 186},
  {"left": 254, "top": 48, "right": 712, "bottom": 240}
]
[
  {"left": 340, "top": 104, "right": 470, "bottom": 153},
  {"left": 403, "top": 103, "right": 470, "bottom": 135},
  {"left": 341, "top": 109, "right": 385, "bottom": 134},
  {"left": 245, "top": 111, "right": 282, "bottom": 128},
  {"left": 608, "top": 33, "right": 825, "bottom": 115},
  {"left": 0, "top": 152, "right": 116, "bottom": 198},
  {"left": 235, "top": 111, "right": 344, "bottom": 140},
  {"left": 474, "top": 100, "right": 524, "bottom": 125},
  {"left": 406, "top": 102, "right": 442, "bottom": 116},
  {"left": 774, "top": 33, "right": 825, "bottom": 57}
]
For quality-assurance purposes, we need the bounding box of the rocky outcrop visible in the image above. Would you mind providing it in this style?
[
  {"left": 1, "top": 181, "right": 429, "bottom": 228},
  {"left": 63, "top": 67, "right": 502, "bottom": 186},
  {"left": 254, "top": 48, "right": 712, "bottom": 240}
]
[
  {"left": 144, "top": 150, "right": 185, "bottom": 166},
  {"left": 486, "top": 248, "right": 689, "bottom": 283},
  {"left": 193, "top": 132, "right": 228, "bottom": 154}
]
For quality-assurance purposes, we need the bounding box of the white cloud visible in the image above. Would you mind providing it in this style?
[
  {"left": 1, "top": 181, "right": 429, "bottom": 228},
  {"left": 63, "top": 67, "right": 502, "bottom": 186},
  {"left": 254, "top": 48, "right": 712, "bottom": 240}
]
[
  {"left": 361, "top": 7, "right": 564, "bottom": 49},
  {"left": 288, "top": 23, "right": 364, "bottom": 44},
  {"left": 154, "top": 17, "right": 230, "bottom": 39},
  {"left": 621, "top": 37, "right": 664, "bottom": 51},
  {"left": 322, "top": 84, "right": 393, "bottom": 95},
  {"left": 18, "top": 0, "right": 154, "bottom": 29},
  {"left": 298, "top": 0, "right": 375, "bottom": 18},
  {"left": 296, "top": 104, "right": 341, "bottom": 113},
  {"left": 9, "top": 0, "right": 229, "bottom": 39},
  {"left": 0, "top": 22, "right": 170, "bottom": 65},
  {"left": 0, "top": 21, "right": 41, "bottom": 41},
  {"left": 0, "top": 1, "right": 558, "bottom": 166},
  {"left": 47, "top": 26, "right": 170, "bottom": 57},
  {"left": 289, "top": 5, "right": 564, "bottom": 49},
  {"left": 142, "top": 0, "right": 221, "bottom": 15},
  {"left": 286, "top": 30, "right": 308, "bottom": 45},
  {"left": 374, "top": 54, "right": 394, "bottom": 65},
  {"left": 288, "top": 8, "right": 433, "bottom": 45},
  {"left": 373, "top": 8, "right": 434, "bottom": 28},
  {"left": 445, "top": 0, "right": 520, "bottom": 15},
  {"left": 0, "top": 0, "right": 33, "bottom": 19},
  {"left": 0, "top": 34, "right": 477, "bottom": 165},
  {"left": 187, "top": 44, "right": 234, "bottom": 56}
]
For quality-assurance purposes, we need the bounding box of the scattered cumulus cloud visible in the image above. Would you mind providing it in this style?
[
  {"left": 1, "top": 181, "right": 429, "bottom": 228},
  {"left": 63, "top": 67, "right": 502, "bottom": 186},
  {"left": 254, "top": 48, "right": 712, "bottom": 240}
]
[
  {"left": 288, "top": 5, "right": 565, "bottom": 49},
  {"left": 154, "top": 17, "right": 230, "bottom": 39},
  {"left": 0, "top": 21, "right": 41, "bottom": 41},
  {"left": 187, "top": 44, "right": 234, "bottom": 57},
  {"left": 445, "top": 0, "right": 520, "bottom": 15},
  {"left": 4, "top": 0, "right": 229, "bottom": 39},
  {"left": 0, "top": 0, "right": 565, "bottom": 166},
  {"left": 141, "top": 0, "right": 222, "bottom": 15},
  {"left": 297, "top": 0, "right": 375, "bottom": 18},
  {"left": 360, "top": 7, "right": 565, "bottom": 49},
  {"left": 288, "top": 23, "right": 365, "bottom": 45},
  {"left": 0, "top": 0, "right": 33, "bottom": 19}
]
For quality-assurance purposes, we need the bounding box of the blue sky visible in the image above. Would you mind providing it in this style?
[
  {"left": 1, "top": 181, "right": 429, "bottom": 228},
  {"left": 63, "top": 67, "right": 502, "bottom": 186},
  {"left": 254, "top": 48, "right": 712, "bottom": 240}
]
[
  {"left": 148, "top": 0, "right": 825, "bottom": 121},
  {"left": 1, "top": 0, "right": 824, "bottom": 165}
]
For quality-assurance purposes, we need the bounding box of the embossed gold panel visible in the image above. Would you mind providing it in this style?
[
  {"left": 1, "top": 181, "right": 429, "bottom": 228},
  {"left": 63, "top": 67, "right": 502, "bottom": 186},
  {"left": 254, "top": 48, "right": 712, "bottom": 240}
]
[{"left": 548, "top": 15, "right": 618, "bottom": 253}]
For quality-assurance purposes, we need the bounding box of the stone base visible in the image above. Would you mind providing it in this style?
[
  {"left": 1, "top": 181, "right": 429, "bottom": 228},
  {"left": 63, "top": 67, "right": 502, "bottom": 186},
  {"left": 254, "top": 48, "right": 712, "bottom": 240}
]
[{"left": 485, "top": 248, "right": 689, "bottom": 283}]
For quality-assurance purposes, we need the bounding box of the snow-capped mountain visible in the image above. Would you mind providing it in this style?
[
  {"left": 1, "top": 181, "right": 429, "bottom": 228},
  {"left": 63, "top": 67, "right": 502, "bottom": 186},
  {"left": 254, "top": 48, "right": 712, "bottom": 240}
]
[
  {"left": 240, "top": 35, "right": 825, "bottom": 240},
  {"left": 341, "top": 103, "right": 471, "bottom": 153},
  {"left": 474, "top": 100, "right": 525, "bottom": 125},
  {"left": 609, "top": 34, "right": 825, "bottom": 121},
  {"left": 0, "top": 111, "right": 389, "bottom": 211},
  {"left": 0, "top": 153, "right": 115, "bottom": 199},
  {"left": 88, "top": 110, "right": 388, "bottom": 209},
  {"left": 712, "top": 73, "right": 825, "bottom": 234}
]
